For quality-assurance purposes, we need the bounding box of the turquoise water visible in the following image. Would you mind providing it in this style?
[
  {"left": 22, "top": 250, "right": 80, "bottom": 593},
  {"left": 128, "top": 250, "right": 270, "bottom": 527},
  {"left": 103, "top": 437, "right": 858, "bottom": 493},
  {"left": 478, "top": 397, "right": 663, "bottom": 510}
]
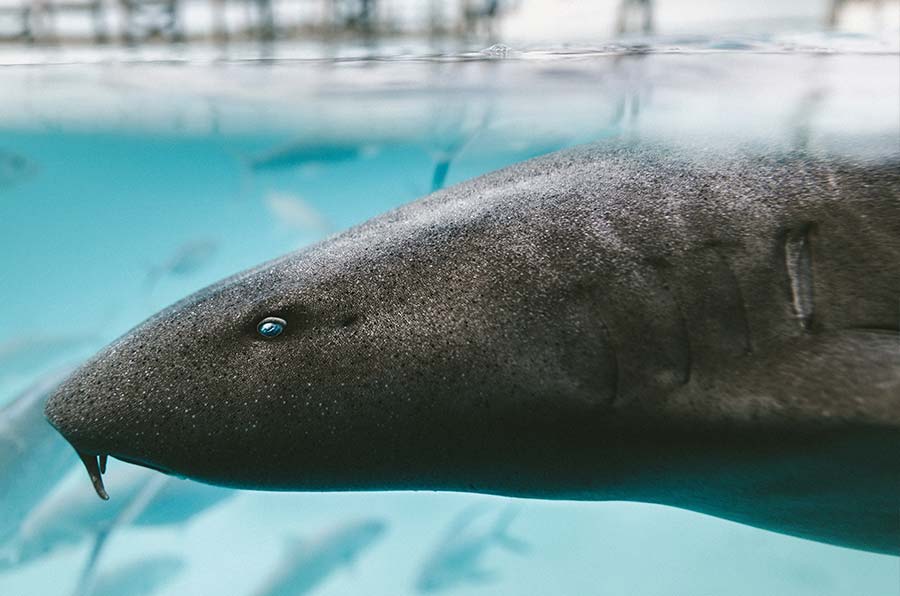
[{"left": 1, "top": 43, "right": 899, "bottom": 596}]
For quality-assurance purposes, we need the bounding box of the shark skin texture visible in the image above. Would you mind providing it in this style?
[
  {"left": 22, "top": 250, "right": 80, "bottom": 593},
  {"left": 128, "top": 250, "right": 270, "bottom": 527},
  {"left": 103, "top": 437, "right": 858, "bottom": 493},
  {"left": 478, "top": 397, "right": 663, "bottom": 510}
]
[{"left": 45, "top": 143, "right": 900, "bottom": 555}]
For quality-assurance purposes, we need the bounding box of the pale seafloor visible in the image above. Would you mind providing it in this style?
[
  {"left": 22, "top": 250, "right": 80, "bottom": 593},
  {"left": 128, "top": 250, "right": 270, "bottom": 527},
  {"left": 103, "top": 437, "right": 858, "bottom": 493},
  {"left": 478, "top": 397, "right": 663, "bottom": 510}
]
[{"left": 0, "top": 32, "right": 899, "bottom": 596}]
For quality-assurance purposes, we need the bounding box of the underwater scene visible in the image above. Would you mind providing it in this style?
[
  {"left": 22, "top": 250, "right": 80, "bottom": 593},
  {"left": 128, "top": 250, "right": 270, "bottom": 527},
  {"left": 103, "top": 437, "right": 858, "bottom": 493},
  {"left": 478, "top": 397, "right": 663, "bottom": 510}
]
[{"left": 1, "top": 17, "right": 899, "bottom": 596}]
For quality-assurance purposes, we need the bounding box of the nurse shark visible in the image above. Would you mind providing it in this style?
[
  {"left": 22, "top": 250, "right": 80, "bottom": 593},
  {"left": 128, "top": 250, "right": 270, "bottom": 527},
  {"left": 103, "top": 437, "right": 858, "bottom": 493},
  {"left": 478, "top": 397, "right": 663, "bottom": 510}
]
[{"left": 44, "top": 143, "right": 900, "bottom": 555}]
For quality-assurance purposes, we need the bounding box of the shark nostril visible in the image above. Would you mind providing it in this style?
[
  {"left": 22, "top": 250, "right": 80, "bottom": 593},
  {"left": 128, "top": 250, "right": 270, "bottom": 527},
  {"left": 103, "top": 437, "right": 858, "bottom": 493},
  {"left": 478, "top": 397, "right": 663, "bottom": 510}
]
[{"left": 43, "top": 384, "right": 114, "bottom": 500}]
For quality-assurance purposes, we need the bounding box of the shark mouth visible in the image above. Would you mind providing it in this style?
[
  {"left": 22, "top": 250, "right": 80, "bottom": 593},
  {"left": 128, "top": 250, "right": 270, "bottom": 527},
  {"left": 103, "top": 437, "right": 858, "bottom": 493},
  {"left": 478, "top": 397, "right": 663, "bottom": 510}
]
[{"left": 76, "top": 449, "right": 109, "bottom": 500}]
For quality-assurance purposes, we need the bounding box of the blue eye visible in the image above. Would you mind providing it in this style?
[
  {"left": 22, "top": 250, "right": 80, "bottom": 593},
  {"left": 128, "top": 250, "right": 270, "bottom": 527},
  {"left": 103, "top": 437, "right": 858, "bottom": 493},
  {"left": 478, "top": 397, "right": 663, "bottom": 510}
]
[{"left": 257, "top": 317, "right": 286, "bottom": 338}]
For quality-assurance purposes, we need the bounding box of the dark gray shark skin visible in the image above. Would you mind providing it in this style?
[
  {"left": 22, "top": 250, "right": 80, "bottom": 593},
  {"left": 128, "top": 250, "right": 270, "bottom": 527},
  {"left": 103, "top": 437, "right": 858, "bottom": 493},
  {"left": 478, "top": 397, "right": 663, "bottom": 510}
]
[{"left": 45, "top": 143, "right": 900, "bottom": 555}]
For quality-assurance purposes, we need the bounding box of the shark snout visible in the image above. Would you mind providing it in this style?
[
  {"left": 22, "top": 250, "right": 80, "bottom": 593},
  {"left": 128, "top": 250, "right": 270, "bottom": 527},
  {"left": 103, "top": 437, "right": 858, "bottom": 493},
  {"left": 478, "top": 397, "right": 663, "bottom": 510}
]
[{"left": 44, "top": 377, "right": 111, "bottom": 500}]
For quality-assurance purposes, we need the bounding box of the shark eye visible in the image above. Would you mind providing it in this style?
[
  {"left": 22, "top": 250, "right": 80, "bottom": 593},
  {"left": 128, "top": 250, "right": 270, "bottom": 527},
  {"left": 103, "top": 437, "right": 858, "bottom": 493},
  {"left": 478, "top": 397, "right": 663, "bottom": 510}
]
[{"left": 257, "top": 317, "right": 286, "bottom": 338}]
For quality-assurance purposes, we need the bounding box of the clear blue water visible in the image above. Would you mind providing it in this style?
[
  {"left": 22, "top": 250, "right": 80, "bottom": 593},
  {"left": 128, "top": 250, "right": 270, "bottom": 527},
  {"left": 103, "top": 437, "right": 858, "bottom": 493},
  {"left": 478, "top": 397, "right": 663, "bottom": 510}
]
[{"left": 1, "top": 43, "right": 898, "bottom": 596}]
